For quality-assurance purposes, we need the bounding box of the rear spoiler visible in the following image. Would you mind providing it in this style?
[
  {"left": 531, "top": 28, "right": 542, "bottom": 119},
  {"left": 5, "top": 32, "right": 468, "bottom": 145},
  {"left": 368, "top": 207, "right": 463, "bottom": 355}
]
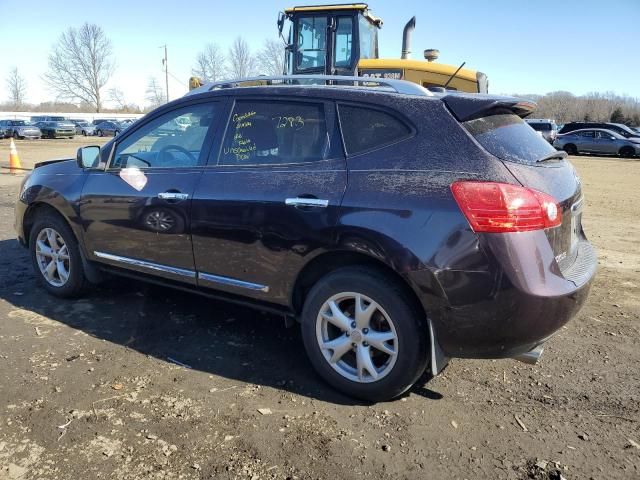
[{"left": 442, "top": 94, "right": 536, "bottom": 122}]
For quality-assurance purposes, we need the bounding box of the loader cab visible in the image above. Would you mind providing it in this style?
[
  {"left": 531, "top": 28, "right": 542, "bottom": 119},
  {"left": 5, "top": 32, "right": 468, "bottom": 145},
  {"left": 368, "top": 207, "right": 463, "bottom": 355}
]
[{"left": 280, "top": 4, "right": 381, "bottom": 76}]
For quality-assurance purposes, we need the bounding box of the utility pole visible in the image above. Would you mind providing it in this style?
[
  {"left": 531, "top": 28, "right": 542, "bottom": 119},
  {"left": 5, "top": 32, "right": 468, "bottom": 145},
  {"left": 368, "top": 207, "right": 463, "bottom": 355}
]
[{"left": 161, "top": 45, "right": 169, "bottom": 102}]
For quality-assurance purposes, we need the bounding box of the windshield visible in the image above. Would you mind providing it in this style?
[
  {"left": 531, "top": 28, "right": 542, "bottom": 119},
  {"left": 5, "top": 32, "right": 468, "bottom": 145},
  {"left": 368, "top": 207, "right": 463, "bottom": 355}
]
[
  {"left": 296, "top": 16, "right": 327, "bottom": 71},
  {"left": 464, "top": 113, "right": 557, "bottom": 165}
]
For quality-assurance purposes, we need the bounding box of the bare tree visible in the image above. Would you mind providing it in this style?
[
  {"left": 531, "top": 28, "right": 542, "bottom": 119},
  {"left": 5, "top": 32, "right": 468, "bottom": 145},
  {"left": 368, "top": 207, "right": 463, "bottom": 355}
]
[
  {"left": 146, "top": 77, "right": 165, "bottom": 108},
  {"left": 44, "top": 23, "right": 115, "bottom": 112},
  {"left": 192, "top": 43, "right": 227, "bottom": 83},
  {"left": 108, "top": 87, "right": 140, "bottom": 113},
  {"left": 227, "top": 37, "right": 255, "bottom": 79},
  {"left": 256, "top": 39, "right": 285, "bottom": 76},
  {"left": 108, "top": 88, "right": 127, "bottom": 110},
  {"left": 6, "top": 67, "right": 27, "bottom": 109}
]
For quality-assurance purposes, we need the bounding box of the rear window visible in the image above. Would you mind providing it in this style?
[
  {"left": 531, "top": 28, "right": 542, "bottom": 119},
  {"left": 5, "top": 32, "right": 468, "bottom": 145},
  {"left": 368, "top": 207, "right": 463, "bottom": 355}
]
[
  {"left": 338, "top": 105, "right": 412, "bottom": 155},
  {"left": 528, "top": 122, "right": 552, "bottom": 131},
  {"left": 464, "top": 113, "right": 556, "bottom": 164}
]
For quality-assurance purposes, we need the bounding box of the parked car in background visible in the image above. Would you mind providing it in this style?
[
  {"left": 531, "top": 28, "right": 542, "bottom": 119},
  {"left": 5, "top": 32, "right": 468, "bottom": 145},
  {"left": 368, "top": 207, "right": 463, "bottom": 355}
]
[
  {"left": 559, "top": 122, "right": 640, "bottom": 139},
  {"left": 30, "top": 115, "right": 68, "bottom": 123},
  {"left": 92, "top": 118, "right": 117, "bottom": 126},
  {"left": 35, "top": 121, "right": 76, "bottom": 139},
  {"left": 14, "top": 75, "right": 596, "bottom": 401},
  {"left": 525, "top": 119, "right": 558, "bottom": 143},
  {"left": 554, "top": 128, "right": 640, "bottom": 157},
  {"left": 95, "top": 121, "right": 125, "bottom": 137},
  {"left": 71, "top": 120, "right": 96, "bottom": 136},
  {"left": 0, "top": 120, "right": 42, "bottom": 139}
]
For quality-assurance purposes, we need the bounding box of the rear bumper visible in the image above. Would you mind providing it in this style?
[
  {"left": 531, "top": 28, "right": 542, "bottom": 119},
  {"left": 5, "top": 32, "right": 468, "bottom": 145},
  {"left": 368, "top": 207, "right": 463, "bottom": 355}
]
[{"left": 421, "top": 231, "right": 596, "bottom": 359}]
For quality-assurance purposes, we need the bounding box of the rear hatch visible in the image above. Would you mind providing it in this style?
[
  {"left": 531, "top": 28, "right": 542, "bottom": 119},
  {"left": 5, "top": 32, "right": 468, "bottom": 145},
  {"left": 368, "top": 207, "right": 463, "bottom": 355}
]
[{"left": 444, "top": 95, "right": 584, "bottom": 272}]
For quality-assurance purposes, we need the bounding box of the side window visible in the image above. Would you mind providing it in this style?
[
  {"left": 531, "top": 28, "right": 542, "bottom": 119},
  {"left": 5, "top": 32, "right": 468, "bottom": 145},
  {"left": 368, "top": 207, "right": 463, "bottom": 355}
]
[
  {"left": 297, "top": 16, "right": 327, "bottom": 71},
  {"left": 111, "top": 103, "right": 216, "bottom": 169},
  {"left": 334, "top": 16, "right": 354, "bottom": 68},
  {"left": 578, "top": 131, "right": 595, "bottom": 138},
  {"left": 219, "top": 100, "right": 332, "bottom": 166},
  {"left": 338, "top": 104, "right": 412, "bottom": 155}
]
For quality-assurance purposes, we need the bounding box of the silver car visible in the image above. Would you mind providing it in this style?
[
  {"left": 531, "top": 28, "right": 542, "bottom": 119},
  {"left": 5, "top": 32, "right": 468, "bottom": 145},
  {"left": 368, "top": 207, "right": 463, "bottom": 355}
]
[
  {"left": 0, "top": 119, "right": 42, "bottom": 139},
  {"left": 73, "top": 121, "right": 96, "bottom": 136},
  {"left": 553, "top": 128, "right": 640, "bottom": 158}
]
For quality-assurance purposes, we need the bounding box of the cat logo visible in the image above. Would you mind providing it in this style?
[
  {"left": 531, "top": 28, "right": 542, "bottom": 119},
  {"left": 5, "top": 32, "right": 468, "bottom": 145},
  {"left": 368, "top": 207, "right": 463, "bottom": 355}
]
[{"left": 359, "top": 69, "right": 404, "bottom": 80}]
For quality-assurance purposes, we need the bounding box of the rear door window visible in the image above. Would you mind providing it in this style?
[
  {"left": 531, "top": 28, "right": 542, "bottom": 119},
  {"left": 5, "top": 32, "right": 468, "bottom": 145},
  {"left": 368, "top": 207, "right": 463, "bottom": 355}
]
[
  {"left": 338, "top": 104, "right": 412, "bottom": 155},
  {"left": 577, "top": 130, "right": 595, "bottom": 138},
  {"left": 219, "top": 100, "right": 336, "bottom": 165},
  {"left": 463, "top": 113, "right": 557, "bottom": 165}
]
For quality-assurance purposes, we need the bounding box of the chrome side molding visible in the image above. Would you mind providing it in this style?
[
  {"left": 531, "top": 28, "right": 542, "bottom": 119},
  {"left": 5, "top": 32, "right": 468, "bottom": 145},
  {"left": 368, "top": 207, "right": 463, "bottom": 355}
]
[
  {"left": 93, "top": 252, "right": 270, "bottom": 293},
  {"left": 198, "top": 272, "right": 269, "bottom": 293},
  {"left": 93, "top": 251, "right": 197, "bottom": 278}
]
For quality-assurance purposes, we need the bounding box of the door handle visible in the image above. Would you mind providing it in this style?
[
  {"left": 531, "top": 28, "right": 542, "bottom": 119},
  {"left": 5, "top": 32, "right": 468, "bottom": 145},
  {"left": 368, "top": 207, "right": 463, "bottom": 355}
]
[
  {"left": 285, "top": 197, "right": 329, "bottom": 208},
  {"left": 158, "top": 192, "right": 189, "bottom": 201}
]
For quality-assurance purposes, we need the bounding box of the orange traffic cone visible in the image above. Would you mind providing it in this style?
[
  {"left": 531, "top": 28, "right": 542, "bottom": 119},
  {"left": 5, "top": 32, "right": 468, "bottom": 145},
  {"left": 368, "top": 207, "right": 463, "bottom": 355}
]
[{"left": 9, "top": 138, "right": 22, "bottom": 174}]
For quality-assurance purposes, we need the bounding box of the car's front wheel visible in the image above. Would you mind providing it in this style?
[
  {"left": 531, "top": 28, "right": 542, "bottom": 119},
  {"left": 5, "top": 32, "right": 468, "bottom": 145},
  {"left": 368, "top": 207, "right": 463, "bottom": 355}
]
[
  {"left": 29, "top": 214, "right": 87, "bottom": 297},
  {"left": 619, "top": 146, "right": 635, "bottom": 158},
  {"left": 97, "top": 130, "right": 103, "bottom": 137},
  {"left": 301, "top": 267, "right": 428, "bottom": 402}
]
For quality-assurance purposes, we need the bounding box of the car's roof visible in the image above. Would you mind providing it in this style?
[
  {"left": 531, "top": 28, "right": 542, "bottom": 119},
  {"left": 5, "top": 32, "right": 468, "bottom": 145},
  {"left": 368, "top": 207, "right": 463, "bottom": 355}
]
[{"left": 183, "top": 75, "right": 534, "bottom": 122}]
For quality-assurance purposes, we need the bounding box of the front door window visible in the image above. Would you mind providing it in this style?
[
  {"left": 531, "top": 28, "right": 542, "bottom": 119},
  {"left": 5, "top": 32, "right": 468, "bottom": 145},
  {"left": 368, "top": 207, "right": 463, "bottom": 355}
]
[{"left": 111, "top": 104, "right": 217, "bottom": 170}]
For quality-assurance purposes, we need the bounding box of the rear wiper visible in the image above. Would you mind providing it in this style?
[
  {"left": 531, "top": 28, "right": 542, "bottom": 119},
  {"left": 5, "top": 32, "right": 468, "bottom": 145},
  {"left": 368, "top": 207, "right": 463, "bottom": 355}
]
[{"left": 536, "top": 150, "right": 568, "bottom": 163}]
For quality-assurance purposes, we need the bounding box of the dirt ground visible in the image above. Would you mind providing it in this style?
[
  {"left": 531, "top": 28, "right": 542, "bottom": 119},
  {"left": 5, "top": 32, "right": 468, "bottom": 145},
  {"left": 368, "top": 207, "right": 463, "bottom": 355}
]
[{"left": 0, "top": 139, "right": 638, "bottom": 479}]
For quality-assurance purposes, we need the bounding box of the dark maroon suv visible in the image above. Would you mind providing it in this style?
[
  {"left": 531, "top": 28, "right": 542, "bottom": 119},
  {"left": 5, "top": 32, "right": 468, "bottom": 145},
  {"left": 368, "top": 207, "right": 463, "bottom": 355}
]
[{"left": 14, "top": 76, "right": 596, "bottom": 401}]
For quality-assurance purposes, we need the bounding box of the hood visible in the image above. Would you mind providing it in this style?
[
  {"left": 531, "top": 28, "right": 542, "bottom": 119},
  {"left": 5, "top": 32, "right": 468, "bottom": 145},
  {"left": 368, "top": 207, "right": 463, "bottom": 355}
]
[{"left": 33, "top": 158, "right": 76, "bottom": 171}]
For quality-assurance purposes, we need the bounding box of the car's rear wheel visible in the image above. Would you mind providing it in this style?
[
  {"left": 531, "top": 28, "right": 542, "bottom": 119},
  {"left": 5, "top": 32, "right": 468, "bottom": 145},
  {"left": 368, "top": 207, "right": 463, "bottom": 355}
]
[
  {"left": 619, "top": 146, "right": 635, "bottom": 158},
  {"left": 29, "top": 214, "right": 87, "bottom": 297},
  {"left": 563, "top": 144, "right": 578, "bottom": 155},
  {"left": 97, "top": 129, "right": 103, "bottom": 137},
  {"left": 301, "top": 267, "right": 428, "bottom": 402},
  {"left": 82, "top": 130, "right": 87, "bottom": 136}
]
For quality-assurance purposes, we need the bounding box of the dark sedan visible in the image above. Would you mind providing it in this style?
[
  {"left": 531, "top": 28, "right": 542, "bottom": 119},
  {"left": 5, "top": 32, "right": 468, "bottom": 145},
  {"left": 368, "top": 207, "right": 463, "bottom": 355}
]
[{"left": 95, "top": 121, "right": 125, "bottom": 137}]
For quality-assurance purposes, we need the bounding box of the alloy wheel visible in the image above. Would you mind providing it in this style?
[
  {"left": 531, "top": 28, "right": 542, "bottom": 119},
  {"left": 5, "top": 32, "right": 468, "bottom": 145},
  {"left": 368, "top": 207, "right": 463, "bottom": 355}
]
[
  {"left": 34, "top": 227, "right": 70, "bottom": 287},
  {"left": 316, "top": 292, "right": 398, "bottom": 383}
]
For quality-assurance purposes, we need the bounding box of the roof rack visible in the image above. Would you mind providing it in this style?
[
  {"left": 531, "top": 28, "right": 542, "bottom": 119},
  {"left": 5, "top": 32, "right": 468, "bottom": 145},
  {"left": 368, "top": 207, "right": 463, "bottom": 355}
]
[{"left": 186, "top": 75, "right": 434, "bottom": 98}]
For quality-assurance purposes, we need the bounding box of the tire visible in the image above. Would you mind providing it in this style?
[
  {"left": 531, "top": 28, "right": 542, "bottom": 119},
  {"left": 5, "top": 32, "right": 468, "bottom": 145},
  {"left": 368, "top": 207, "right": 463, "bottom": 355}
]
[
  {"left": 97, "top": 130, "right": 103, "bottom": 137},
  {"left": 619, "top": 146, "right": 635, "bottom": 158},
  {"left": 82, "top": 130, "right": 87, "bottom": 136},
  {"left": 300, "top": 266, "right": 428, "bottom": 402},
  {"left": 563, "top": 144, "right": 578, "bottom": 155},
  {"left": 13, "top": 131, "right": 19, "bottom": 139},
  {"left": 29, "top": 214, "right": 88, "bottom": 298}
]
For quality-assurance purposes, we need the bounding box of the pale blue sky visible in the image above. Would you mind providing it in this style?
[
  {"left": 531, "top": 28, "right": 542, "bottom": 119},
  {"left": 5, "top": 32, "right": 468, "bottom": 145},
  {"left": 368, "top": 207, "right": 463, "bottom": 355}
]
[{"left": 1, "top": 0, "right": 639, "bottom": 107}]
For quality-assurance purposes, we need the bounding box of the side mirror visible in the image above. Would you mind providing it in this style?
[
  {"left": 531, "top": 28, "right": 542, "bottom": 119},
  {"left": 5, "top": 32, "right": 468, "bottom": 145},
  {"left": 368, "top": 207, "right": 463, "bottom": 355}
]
[
  {"left": 76, "top": 146, "right": 100, "bottom": 169},
  {"left": 277, "top": 11, "right": 285, "bottom": 34}
]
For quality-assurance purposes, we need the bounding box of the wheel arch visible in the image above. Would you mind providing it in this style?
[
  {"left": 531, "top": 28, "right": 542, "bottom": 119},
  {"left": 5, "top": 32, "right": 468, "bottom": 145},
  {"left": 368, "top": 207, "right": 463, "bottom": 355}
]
[
  {"left": 22, "top": 202, "right": 73, "bottom": 246},
  {"left": 291, "top": 249, "right": 428, "bottom": 320}
]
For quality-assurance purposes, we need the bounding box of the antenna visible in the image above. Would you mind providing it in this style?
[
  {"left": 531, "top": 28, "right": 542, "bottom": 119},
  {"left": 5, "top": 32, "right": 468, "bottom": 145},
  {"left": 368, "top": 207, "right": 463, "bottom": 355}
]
[{"left": 443, "top": 61, "right": 466, "bottom": 90}]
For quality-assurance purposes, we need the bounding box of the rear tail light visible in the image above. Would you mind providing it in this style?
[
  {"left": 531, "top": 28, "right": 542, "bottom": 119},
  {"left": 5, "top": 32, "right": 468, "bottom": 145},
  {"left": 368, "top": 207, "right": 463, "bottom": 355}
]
[{"left": 451, "top": 181, "right": 562, "bottom": 233}]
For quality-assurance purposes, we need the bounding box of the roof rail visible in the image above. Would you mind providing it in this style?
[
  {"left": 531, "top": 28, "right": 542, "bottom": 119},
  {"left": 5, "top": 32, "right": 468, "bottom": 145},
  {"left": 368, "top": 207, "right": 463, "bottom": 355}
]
[{"left": 186, "top": 75, "right": 434, "bottom": 98}]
